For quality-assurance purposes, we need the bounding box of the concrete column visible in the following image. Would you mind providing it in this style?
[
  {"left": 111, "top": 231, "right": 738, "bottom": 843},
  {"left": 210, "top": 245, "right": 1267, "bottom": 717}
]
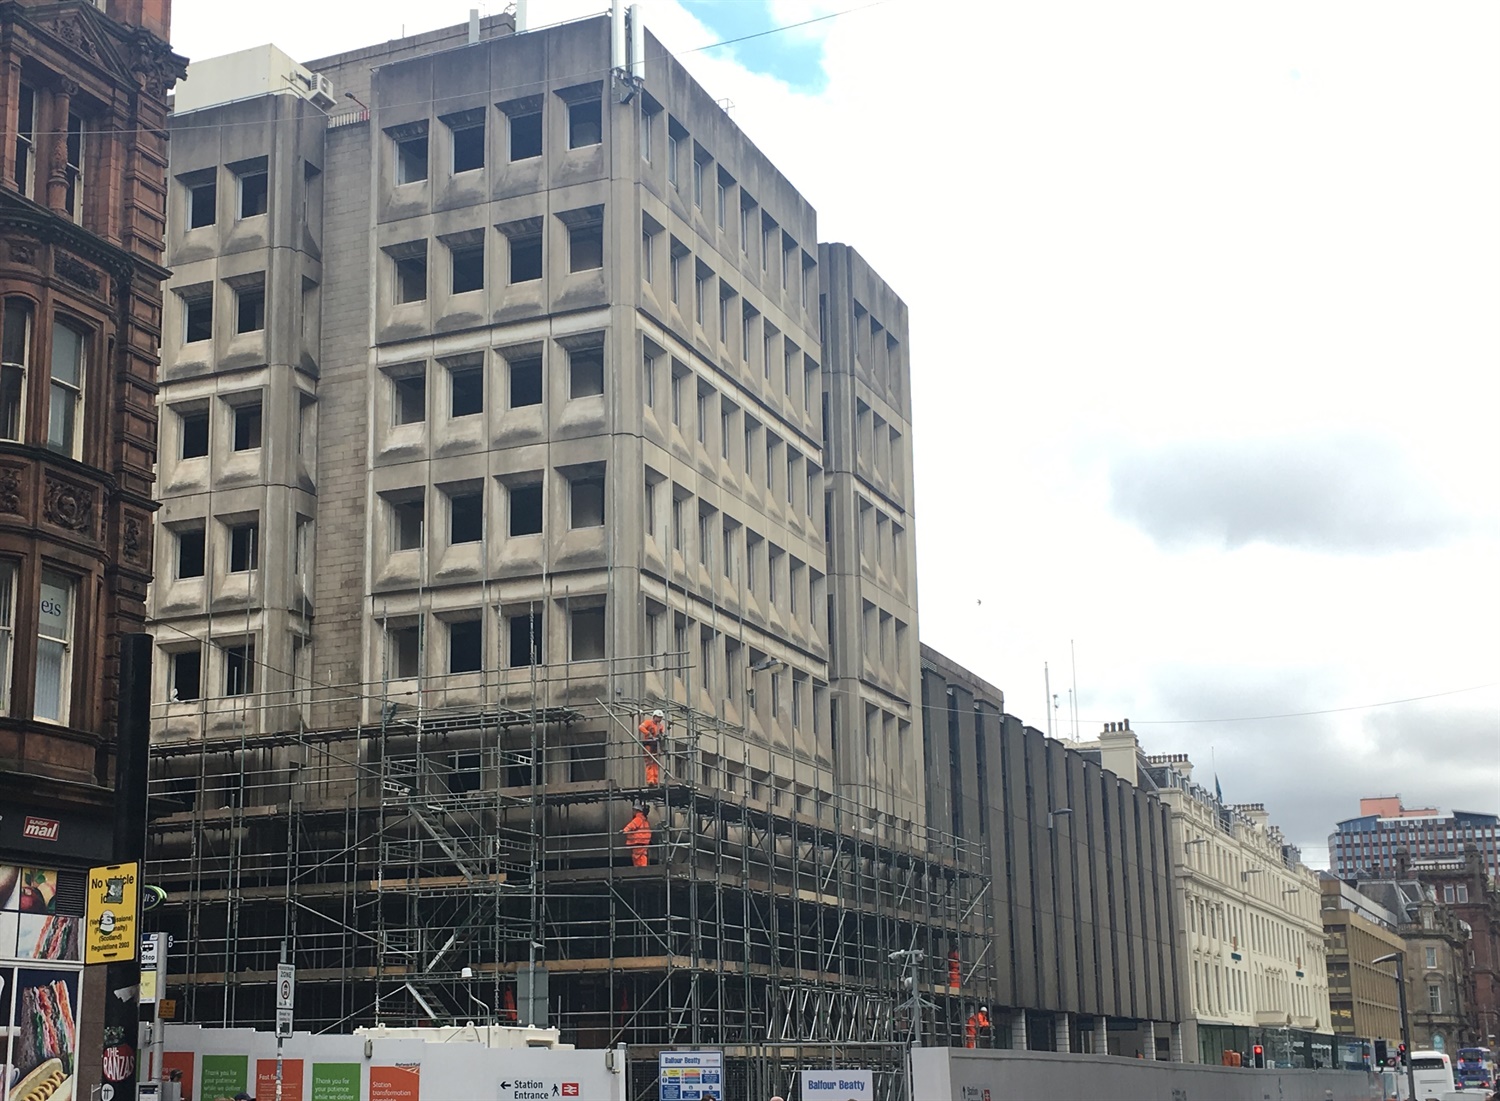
[
  {"left": 1170, "top": 1022, "right": 1186, "bottom": 1062},
  {"left": 1009, "top": 1010, "right": 1027, "bottom": 1051},
  {"left": 1140, "top": 1022, "right": 1157, "bottom": 1059},
  {"left": 1093, "top": 1017, "right": 1108, "bottom": 1056},
  {"left": 1056, "top": 1013, "right": 1071, "bottom": 1052}
]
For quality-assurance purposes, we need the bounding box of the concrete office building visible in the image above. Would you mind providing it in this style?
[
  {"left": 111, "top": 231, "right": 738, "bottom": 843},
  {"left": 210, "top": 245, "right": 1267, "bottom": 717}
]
[
  {"left": 1330, "top": 797, "right": 1500, "bottom": 883},
  {"left": 918, "top": 647, "right": 1183, "bottom": 1060},
  {"left": 143, "top": 14, "right": 975, "bottom": 1095},
  {"left": 1, "top": 1, "right": 183, "bottom": 1098},
  {"left": 1072, "top": 728, "right": 1331, "bottom": 1066},
  {"left": 1318, "top": 876, "right": 1408, "bottom": 1049}
]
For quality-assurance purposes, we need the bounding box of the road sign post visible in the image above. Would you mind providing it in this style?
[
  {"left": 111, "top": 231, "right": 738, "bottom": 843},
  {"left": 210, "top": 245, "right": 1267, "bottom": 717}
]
[{"left": 276, "top": 954, "right": 295, "bottom": 1101}]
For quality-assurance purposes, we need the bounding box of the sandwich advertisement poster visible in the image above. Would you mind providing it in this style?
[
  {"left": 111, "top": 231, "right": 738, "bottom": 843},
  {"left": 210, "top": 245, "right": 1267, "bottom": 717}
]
[{"left": 2, "top": 866, "right": 84, "bottom": 1101}]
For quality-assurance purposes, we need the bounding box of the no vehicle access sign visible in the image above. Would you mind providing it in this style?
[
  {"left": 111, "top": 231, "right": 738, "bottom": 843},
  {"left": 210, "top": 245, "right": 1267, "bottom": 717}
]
[{"left": 277, "top": 963, "right": 296, "bottom": 1010}]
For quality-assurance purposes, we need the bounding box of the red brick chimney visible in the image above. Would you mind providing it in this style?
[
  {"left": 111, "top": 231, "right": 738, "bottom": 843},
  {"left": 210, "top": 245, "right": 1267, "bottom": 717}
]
[{"left": 105, "top": 0, "right": 171, "bottom": 41}]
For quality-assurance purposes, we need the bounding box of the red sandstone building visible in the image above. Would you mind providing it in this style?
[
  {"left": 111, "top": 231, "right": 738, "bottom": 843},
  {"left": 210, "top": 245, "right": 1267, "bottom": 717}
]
[{"left": 0, "top": 0, "right": 182, "bottom": 1094}]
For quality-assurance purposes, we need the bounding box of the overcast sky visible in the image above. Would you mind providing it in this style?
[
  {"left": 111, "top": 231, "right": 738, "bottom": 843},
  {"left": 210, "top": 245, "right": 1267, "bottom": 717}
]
[{"left": 170, "top": 0, "right": 1500, "bottom": 865}]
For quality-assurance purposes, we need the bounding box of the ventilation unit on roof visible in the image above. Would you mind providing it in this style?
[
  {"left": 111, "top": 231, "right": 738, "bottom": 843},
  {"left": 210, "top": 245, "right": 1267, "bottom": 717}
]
[{"left": 309, "top": 73, "right": 337, "bottom": 110}]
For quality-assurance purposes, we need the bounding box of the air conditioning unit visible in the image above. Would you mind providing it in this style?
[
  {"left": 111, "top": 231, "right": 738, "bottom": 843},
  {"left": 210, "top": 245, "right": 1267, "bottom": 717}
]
[{"left": 309, "top": 73, "right": 337, "bottom": 110}]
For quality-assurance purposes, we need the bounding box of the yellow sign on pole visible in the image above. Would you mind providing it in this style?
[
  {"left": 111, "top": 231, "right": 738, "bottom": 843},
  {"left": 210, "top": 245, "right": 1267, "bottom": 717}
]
[{"left": 85, "top": 861, "right": 139, "bottom": 963}]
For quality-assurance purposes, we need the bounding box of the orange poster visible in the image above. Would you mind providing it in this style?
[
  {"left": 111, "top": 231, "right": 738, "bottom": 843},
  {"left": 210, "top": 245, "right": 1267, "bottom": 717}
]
[
  {"left": 369, "top": 1064, "right": 419, "bottom": 1101},
  {"left": 256, "top": 1058, "right": 305, "bottom": 1101},
  {"left": 163, "top": 1052, "right": 195, "bottom": 1101}
]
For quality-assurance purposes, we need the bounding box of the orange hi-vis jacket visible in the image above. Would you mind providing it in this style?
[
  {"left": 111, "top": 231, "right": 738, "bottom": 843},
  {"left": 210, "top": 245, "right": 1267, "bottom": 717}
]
[
  {"left": 639, "top": 716, "right": 664, "bottom": 748},
  {"left": 622, "top": 811, "right": 652, "bottom": 848}
]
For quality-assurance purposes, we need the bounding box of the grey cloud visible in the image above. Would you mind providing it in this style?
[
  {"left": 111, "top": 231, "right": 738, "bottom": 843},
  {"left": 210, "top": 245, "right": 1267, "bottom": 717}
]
[
  {"left": 1109, "top": 434, "right": 1469, "bottom": 553},
  {"left": 1127, "top": 671, "right": 1500, "bottom": 862}
]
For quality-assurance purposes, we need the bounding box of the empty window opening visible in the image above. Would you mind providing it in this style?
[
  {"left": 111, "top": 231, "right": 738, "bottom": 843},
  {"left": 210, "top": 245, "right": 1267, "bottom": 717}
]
[
  {"left": 569, "top": 346, "right": 604, "bottom": 397},
  {"left": 508, "top": 612, "right": 543, "bottom": 667},
  {"left": 396, "top": 135, "right": 429, "bottom": 183},
  {"left": 391, "top": 496, "right": 424, "bottom": 550},
  {"left": 569, "top": 221, "right": 603, "bottom": 271},
  {"left": 448, "top": 619, "right": 482, "bottom": 673},
  {"left": 570, "top": 474, "right": 605, "bottom": 528},
  {"left": 451, "top": 244, "right": 484, "bottom": 293},
  {"left": 180, "top": 410, "right": 209, "bottom": 458},
  {"left": 239, "top": 172, "right": 268, "bottom": 217},
  {"left": 449, "top": 490, "right": 483, "bottom": 544},
  {"left": 395, "top": 254, "right": 428, "bottom": 303},
  {"left": 184, "top": 296, "right": 212, "bottom": 343},
  {"left": 509, "top": 355, "right": 543, "bottom": 407},
  {"left": 388, "top": 625, "right": 421, "bottom": 678},
  {"left": 170, "top": 649, "right": 202, "bottom": 702},
  {"left": 570, "top": 607, "right": 606, "bottom": 661},
  {"left": 509, "top": 112, "right": 542, "bottom": 160},
  {"left": 509, "top": 234, "right": 542, "bottom": 283},
  {"left": 568, "top": 99, "right": 602, "bottom": 148},
  {"left": 509, "top": 482, "right": 543, "bottom": 536},
  {"left": 232, "top": 403, "right": 262, "bottom": 451},
  {"left": 189, "top": 181, "right": 216, "bottom": 228},
  {"left": 236, "top": 287, "right": 265, "bottom": 333},
  {"left": 451, "top": 122, "right": 484, "bottom": 173},
  {"left": 177, "top": 527, "right": 206, "bottom": 579},
  {"left": 450, "top": 365, "right": 483, "bottom": 416},
  {"left": 223, "top": 642, "right": 255, "bottom": 695},
  {"left": 229, "top": 521, "right": 259, "bottom": 572},
  {"left": 392, "top": 373, "right": 426, "bottom": 424}
]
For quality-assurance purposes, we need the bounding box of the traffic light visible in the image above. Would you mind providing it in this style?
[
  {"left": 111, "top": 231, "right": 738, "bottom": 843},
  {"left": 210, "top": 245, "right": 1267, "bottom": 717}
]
[
  {"left": 1398, "top": 1043, "right": 1407, "bottom": 1067},
  {"left": 1253, "top": 1044, "right": 1264, "bottom": 1068}
]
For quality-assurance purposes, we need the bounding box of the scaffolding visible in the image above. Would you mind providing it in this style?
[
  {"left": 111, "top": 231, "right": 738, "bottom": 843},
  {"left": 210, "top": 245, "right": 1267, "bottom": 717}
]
[{"left": 146, "top": 665, "right": 995, "bottom": 1101}]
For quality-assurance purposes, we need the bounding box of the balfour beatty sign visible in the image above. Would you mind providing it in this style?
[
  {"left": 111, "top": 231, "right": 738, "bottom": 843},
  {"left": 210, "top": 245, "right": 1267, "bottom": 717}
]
[{"left": 801, "top": 1070, "right": 874, "bottom": 1098}]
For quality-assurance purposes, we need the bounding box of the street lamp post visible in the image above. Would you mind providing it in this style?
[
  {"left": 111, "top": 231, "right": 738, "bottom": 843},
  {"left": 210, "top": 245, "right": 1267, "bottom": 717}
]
[{"left": 1372, "top": 952, "right": 1416, "bottom": 1101}]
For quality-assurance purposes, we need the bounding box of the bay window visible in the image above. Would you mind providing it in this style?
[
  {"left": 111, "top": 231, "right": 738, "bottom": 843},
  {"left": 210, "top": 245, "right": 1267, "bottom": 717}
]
[
  {"left": 34, "top": 570, "right": 75, "bottom": 723},
  {"left": 0, "top": 562, "right": 12, "bottom": 715},
  {"left": 48, "top": 320, "right": 86, "bottom": 457},
  {"left": 1, "top": 300, "right": 30, "bottom": 441}
]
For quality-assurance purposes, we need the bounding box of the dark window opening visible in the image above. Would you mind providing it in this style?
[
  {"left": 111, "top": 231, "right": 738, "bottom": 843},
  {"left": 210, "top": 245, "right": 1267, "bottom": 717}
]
[
  {"left": 392, "top": 497, "right": 424, "bottom": 550},
  {"left": 189, "top": 182, "right": 216, "bottom": 228},
  {"left": 449, "top": 491, "right": 483, "bottom": 544},
  {"left": 180, "top": 411, "right": 209, "bottom": 458},
  {"left": 393, "top": 373, "right": 426, "bottom": 425},
  {"left": 569, "top": 347, "right": 604, "bottom": 398},
  {"left": 170, "top": 650, "right": 202, "bottom": 702},
  {"left": 395, "top": 255, "right": 428, "bottom": 303},
  {"left": 236, "top": 288, "right": 265, "bottom": 333},
  {"left": 508, "top": 612, "right": 543, "bottom": 667},
  {"left": 229, "top": 522, "right": 259, "bottom": 572},
  {"left": 389, "top": 626, "right": 421, "bottom": 678},
  {"left": 569, "top": 223, "right": 603, "bottom": 271},
  {"left": 510, "top": 483, "right": 543, "bottom": 536},
  {"left": 184, "top": 297, "right": 212, "bottom": 343},
  {"left": 570, "top": 475, "right": 605, "bottom": 528},
  {"left": 450, "top": 366, "right": 483, "bottom": 417},
  {"left": 452, "top": 124, "right": 484, "bottom": 173},
  {"left": 509, "top": 356, "right": 543, "bottom": 407},
  {"left": 224, "top": 643, "right": 255, "bottom": 695},
  {"left": 449, "top": 619, "right": 482, "bottom": 673},
  {"left": 239, "top": 172, "right": 268, "bottom": 218},
  {"left": 177, "top": 528, "right": 206, "bottom": 579},
  {"left": 509, "top": 113, "right": 542, "bottom": 161},
  {"left": 571, "top": 607, "right": 606, "bottom": 661},
  {"left": 568, "top": 100, "right": 602, "bottom": 148},
  {"left": 396, "top": 136, "right": 428, "bottom": 183},
  {"left": 451, "top": 245, "right": 484, "bottom": 293},
  {"left": 232, "top": 404, "right": 262, "bottom": 450},
  {"left": 510, "top": 236, "right": 542, "bottom": 283}
]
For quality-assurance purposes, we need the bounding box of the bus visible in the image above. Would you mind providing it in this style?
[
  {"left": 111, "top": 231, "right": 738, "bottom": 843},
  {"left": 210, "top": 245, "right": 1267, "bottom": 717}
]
[
  {"left": 1456, "top": 1046, "right": 1495, "bottom": 1090},
  {"left": 1408, "top": 1050, "right": 1453, "bottom": 1100}
]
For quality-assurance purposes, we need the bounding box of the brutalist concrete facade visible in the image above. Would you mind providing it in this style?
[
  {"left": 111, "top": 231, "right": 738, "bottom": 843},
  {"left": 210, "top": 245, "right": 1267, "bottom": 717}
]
[{"left": 920, "top": 645, "right": 1183, "bottom": 1057}]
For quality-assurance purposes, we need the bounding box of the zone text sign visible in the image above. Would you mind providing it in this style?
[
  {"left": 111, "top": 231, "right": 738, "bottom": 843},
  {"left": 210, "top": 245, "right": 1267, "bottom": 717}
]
[{"left": 658, "top": 1051, "right": 723, "bottom": 1101}]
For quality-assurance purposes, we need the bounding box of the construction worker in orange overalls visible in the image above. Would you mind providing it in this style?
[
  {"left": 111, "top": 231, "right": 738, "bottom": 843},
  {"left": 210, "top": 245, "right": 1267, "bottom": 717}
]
[
  {"left": 622, "top": 803, "right": 652, "bottom": 867},
  {"left": 639, "top": 709, "right": 665, "bottom": 786},
  {"left": 948, "top": 947, "right": 961, "bottom": 989},
  {"left": 965, "top": 1006, "right": 991, "bottom": 1049},
  {"left": 500, "top": 986, "right": 517, "bottom": 1023}
]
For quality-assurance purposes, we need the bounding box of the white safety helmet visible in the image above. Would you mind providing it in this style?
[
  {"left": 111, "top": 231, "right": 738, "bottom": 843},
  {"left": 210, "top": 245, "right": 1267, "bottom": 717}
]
[{"left": 652, "top": 709, "right": 664, "bottom": 719}]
